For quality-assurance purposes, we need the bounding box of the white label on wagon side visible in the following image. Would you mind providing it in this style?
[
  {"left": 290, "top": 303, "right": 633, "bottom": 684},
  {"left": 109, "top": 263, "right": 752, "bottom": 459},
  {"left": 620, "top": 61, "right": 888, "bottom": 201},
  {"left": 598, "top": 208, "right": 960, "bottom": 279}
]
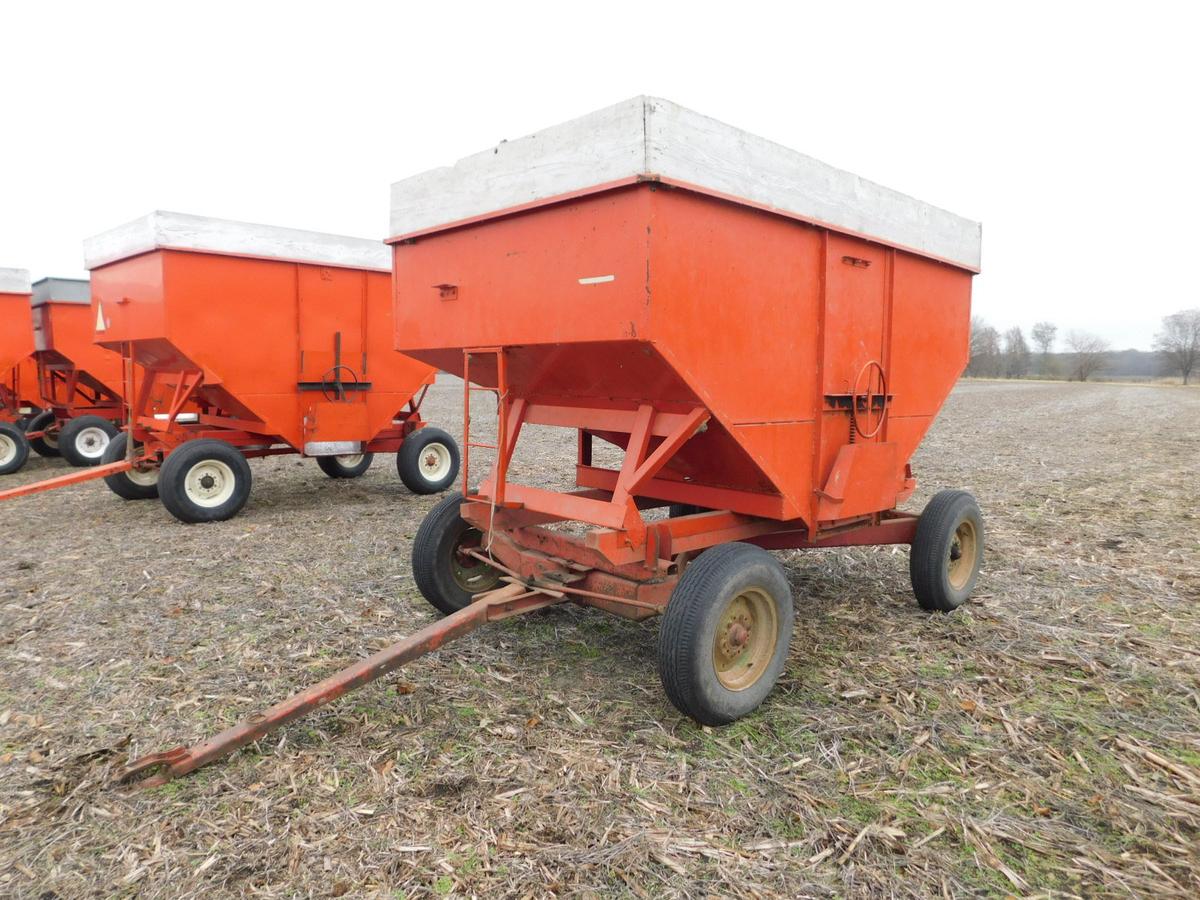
[{"left": 578, "top": 275, "right": 615, "bottom": 285}]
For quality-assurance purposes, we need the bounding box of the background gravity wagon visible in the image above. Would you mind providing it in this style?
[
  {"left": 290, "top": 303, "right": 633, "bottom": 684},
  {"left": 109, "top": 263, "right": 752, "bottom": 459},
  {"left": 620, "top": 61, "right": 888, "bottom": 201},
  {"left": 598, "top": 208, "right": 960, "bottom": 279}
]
[
  {"left": 21, "top": 277, "right": 132, "bottom": 467},
  {"left": 83, "top": 211, "right": 460, "bottom": 523}
]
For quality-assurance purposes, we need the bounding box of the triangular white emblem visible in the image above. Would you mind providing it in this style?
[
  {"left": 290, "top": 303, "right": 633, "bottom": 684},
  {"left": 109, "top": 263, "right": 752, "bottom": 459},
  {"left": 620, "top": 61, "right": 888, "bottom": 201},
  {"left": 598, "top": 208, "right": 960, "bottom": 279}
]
[{"left": 95, "top": 303, "right": 106, "bottom": 332}]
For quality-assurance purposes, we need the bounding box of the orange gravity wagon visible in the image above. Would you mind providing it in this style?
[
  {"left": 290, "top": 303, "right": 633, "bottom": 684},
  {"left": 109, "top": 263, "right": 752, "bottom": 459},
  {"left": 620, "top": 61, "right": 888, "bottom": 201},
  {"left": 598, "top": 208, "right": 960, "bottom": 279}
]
[
  {"left": 120, "top": 99, "right": 986, "bottom": 788},
  {"left": 78, "top": 212, "right": 460, "bottom": 523},
  {"left": 0, "top": 267, "right": 38, "bottom": 475},
  {"left": 26, "top": 277, "right": 131, "bottom": 467}
]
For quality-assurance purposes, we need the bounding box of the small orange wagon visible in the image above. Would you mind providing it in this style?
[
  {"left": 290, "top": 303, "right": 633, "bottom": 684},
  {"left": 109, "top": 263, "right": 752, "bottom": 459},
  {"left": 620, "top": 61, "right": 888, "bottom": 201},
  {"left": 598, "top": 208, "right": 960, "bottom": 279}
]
[
  {"left": 79, "top": 212, "right": 459, "bottom": 523},
  {"left": 26, "top": 277, "right": 130, "bottom": 467}
]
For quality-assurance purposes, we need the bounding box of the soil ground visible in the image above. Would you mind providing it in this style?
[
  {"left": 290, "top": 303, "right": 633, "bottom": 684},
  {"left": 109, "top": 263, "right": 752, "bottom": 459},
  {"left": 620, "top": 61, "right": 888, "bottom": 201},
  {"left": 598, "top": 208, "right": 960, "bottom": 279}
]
[{"left": 1, "top": 379, "right": 1197, "bottom": 898}]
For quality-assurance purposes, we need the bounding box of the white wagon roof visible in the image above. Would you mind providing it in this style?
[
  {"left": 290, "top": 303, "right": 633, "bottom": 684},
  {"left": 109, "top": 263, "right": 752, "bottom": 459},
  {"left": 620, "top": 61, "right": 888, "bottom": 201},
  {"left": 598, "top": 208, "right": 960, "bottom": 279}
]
[
  {"left": 0, "top": 267, "right": 31, "bottom": 294},
  {"left": 31, "top": 277, "right": 90, "bottom": 306},
  {"left": 84, "top": 211, "right": 391, "bottom": 272},
  {"left": 388, "top": 96, "right": 981, "bottom": 272}
]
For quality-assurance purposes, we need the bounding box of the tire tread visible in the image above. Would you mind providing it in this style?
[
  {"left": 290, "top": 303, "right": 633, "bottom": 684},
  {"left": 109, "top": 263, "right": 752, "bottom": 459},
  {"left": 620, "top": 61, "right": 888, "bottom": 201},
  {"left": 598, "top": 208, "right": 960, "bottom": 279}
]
[{"left": 910, "top": 489, "right": 983, "bottom": 612}]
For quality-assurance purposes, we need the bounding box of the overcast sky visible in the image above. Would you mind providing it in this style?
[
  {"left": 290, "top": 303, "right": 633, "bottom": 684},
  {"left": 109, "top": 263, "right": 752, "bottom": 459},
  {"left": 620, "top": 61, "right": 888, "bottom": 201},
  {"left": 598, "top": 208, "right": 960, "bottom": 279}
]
[{"left": 3, "top": 1, "right": 1196, "bottom": 350}]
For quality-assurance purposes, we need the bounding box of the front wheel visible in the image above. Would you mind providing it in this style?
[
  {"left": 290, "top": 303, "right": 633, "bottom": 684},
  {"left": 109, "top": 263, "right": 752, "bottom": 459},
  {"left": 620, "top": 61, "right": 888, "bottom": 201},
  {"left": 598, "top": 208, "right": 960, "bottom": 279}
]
[
  {"left": 158, "top": 439, "right": 252, "bottom": 523},
  {"left": 59, "top": 415, "right": 119, "bottom": 467},
  {"left": 26, "top": 411, "right": 60, "bottom": 458},
  {"left": 397, "top": 427, "right": 460, "bottom": 495},
  {"left": 910, "top": 490, "right": 984, "bottom": 612},
  {"left": 412, "top": 493, "right": 502, "bottom": 615},
  {"left": 0, "top": 422, "right": 30, "bottom": 475},
  {"left": 658, "top": 542, "right": 794, "bottom": 726},
  {"left": 101, "top": 432, "right": 160, "bottom": 500}
]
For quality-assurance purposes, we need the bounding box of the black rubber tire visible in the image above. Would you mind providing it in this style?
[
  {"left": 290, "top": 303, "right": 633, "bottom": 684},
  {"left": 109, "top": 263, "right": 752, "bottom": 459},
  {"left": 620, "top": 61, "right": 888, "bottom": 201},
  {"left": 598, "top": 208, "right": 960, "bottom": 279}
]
[
  {"left": 0, "top": 422, "right": 30, "bottom": 475},
  {"left": 412, "top": 493, "right": 501, "bottom": 615},
  {"left": 658, "top": 542, "right": 795, "bottom": 726},
  {"left": 27, "top": 410, "right": 60, "bottom": 458},
  {"left": 58, "top": 415, "right": 119, "bottom": 467},
  {"left": 317, "top": 452, "right": 375, "bottom": 479},
  {"left": 910, "top": 490, "right": 984, "bottom": 612},
  {"left": 100, "top": 432, "right": 160, "bottom": 500},
  {"left": 158, "top": 439, "right": 252, "bottom": 524},
  {"left": 397, "top": 427, "right": 460, "bottom": 494}
]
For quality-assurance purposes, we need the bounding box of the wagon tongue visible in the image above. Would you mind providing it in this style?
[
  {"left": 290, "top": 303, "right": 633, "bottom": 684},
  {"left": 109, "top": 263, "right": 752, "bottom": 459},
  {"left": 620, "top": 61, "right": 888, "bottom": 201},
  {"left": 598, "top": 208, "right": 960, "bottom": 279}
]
[
  {"left": 115, "top": 582, "right": 559, "bottom": 789},
  {"left": 0, "top": 458, "right": 134, "bottom": 502}
]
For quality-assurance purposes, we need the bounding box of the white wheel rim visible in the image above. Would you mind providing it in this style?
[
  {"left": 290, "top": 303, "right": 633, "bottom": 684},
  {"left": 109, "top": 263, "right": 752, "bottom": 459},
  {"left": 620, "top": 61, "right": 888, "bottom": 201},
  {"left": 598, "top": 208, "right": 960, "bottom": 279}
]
[
  {"left": 127, "top": 465, "right": 160, "bottom": 487},
  {"left": 76, "top": 426, "right": 111, "bottom": 460},
  {"left": 184, "top": 459, "right": 237, "bottom": 508},
  {"left": 418, "top": 441, "right": 452, "bottom": 482},
  {"left": 42, "top": 428, "right": 59, "bottom": 449},
  {"left": 336, "top": 453, "right": 363, "bottom": 469},
  {"left": 0, "top": 433, "right": 17, "bottom": 466}
]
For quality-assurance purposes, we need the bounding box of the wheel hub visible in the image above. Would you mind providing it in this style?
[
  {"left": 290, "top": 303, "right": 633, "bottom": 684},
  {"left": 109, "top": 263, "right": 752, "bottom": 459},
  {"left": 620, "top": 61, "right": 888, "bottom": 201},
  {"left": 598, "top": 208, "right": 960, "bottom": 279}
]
[
  {"left": 712, "top": 589, "right": 778, "bottom": 692},
  {"left": 76, "top": 426, "right": 111, "bottom": 458},
  {"left": 419, "top": 441, "right": 452, "bottom": 482},
  {"left": 184, "top": 459, "right": 237, "bottom": 508},
  {"left": 450, "top": 531, "right": 502, "bottom": 594},
  {"left": 719, "top": 615, "right": 753, "bottom": 657}
]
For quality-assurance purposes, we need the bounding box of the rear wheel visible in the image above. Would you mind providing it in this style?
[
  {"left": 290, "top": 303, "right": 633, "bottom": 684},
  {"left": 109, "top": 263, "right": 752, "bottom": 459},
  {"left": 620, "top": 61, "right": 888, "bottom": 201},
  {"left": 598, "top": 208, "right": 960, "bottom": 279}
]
[
  {"left": 658, "top": 542, "right": 794, "bottom": 726},
  {"left": 317, "top": 452, "right": 374, "bottom": 479},
  {"left": 159, "top": 439, "right": 252, "bottom": 523},
  {"left": 412, "top": 493, "right": 502, "bottom": 615},
  {"left": 0, "top": 422, "right": 30, "bottom": 475},
  {"left": 27, "top": 411, "right": 60, "bottom": 458},
  {"left": 59, "top": 415, "right": 119, "bottom": 467},
  {"left": 910, "top": 490, "right": 984, "bottom": 612},
  {"left": 397, "top": 427, "right": 460, "bottom": 494},
  {"left": 101, "top": 432, "right": 160, "bottom": 500}
]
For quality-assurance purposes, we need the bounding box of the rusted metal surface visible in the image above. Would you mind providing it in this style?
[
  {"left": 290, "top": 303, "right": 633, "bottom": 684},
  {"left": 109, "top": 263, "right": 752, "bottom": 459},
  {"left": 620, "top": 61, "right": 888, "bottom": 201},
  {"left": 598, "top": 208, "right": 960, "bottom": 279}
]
[{"left": 118, "top": 583, "right": 558, "bottom": 789}]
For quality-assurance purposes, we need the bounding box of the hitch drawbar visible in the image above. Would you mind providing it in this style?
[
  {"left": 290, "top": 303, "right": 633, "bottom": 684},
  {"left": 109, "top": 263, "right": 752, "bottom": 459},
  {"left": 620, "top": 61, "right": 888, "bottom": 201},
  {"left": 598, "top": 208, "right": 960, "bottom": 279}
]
[
  {"left": 118, "top": 583, "right": 557, "bottom": 788},
  {"left": 0, "top": 458, "right": 133, "bottom": 501}
]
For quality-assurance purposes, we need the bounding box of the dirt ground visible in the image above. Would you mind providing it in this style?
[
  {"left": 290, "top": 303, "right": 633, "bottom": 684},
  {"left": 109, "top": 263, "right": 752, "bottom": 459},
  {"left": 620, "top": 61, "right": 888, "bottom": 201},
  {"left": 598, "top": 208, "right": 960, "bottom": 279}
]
[{"left": 1, "top": 379, "right": 1197, "bottom": 898}]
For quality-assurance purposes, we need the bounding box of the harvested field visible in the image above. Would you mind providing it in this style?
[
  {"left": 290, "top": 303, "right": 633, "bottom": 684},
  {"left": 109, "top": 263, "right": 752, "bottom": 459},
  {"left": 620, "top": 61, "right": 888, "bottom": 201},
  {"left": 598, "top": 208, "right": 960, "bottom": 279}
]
[{"left": 1, "top": 379, "right": 1198, "bottom": 898}]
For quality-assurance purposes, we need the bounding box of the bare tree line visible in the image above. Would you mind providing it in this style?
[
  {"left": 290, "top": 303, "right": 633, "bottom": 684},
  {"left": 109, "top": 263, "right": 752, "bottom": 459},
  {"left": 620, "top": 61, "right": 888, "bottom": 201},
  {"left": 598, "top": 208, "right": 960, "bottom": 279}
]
[{"left": 967, "top": 308, "right": 1200, "bottom": 384}]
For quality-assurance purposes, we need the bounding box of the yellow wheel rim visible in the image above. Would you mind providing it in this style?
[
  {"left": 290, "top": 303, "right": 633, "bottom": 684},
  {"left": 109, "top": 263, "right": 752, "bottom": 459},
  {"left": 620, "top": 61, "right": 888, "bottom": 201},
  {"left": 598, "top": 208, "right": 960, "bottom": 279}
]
[
  {"left": 712, "top": 587, "right": 778, "bottom": 692},
  {"left": 947, "top": 518, "right": 979, "bottom": 591}
]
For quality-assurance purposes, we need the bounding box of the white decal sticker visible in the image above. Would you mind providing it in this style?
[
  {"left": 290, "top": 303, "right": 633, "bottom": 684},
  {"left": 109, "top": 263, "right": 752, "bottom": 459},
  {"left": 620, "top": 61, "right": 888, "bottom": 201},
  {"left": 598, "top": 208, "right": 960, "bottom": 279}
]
[
  {"left": 95, "top": 303, "right": 106, "bottom": 332},
  {"left": 578, "top": 275, "right": 615, "bottom": 285}
]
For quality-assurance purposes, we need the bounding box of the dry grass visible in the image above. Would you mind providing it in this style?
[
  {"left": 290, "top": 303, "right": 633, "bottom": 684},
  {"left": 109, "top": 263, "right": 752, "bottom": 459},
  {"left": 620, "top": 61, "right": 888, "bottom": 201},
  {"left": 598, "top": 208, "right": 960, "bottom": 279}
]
[{"left": 1, "top": 379, "right": 1197, "bottom": 898}]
